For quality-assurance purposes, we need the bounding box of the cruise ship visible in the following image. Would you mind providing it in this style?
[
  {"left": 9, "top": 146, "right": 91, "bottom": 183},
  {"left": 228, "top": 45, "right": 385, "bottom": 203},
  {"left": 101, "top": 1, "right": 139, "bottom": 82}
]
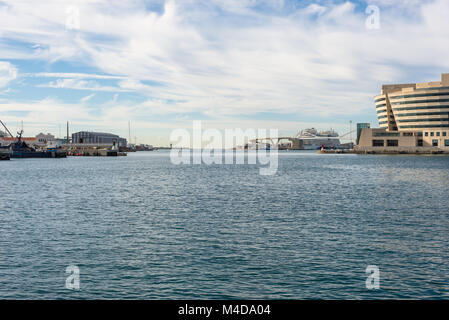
[{"left": 296, "top": 128, "right": 341, "bottom": 150}]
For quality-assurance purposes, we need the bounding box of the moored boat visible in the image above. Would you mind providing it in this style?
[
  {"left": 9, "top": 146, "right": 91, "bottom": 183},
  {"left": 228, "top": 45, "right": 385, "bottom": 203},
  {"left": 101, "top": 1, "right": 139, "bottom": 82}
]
[
  {"left": 296, "top": 128, "right": 341, "bottom": 150},
  {"left": 0, "top": 146, "right": 11, "bottom": 160},
  {"left": 10, "top": 131, "right": 67, "bottom": 158}
]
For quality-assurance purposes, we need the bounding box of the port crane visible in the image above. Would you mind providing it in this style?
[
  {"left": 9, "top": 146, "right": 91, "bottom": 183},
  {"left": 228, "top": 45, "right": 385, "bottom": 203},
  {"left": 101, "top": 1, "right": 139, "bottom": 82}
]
[{"left": 0, "top": 119, "right": 14, "bottom": 138}]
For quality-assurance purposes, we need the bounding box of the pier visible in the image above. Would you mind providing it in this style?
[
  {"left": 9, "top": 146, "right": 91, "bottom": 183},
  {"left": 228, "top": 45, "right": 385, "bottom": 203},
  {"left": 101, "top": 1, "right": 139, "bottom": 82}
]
[
  {"left": 63, "top": 143, "right": 127, "bottom": 156},
  {"left": 318, "top": 146, "right": 449, "bottom": 155}
]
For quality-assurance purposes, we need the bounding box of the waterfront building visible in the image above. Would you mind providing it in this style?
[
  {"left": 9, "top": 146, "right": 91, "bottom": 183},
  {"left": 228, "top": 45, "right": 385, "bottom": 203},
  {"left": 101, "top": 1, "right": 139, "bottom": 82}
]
[
  {"left": 358, "top": 73, "right": 449, "bottom": 149},
  {"left": 71, "top": 131, "right": 127, "bottom": 147},
  {"left": 35, "top": 133, "right": 56, "bottom": 147},
  {"left": 356, "top": 123, "right": 370, "bottom": 145},
  {"left": 0, "top": 133, "right": 64, "bottom": 148}
]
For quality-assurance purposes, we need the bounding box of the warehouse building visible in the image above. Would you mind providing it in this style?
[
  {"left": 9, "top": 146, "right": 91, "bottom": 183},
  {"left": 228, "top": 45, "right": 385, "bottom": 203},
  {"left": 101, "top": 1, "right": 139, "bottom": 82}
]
[{"left": 71, "top": 131, "right": 127, "bottom": 147}]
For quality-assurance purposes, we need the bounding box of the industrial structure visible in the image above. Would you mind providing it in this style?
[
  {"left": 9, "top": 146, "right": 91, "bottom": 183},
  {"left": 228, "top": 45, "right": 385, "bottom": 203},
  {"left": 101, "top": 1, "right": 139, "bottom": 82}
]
[{"left": 71, "top": 131, "right": 127, "bottom": 147}]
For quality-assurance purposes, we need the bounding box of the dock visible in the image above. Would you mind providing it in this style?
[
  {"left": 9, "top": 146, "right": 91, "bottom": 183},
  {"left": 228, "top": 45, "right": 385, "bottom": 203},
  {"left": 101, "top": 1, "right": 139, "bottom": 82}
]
[
  {"left": 318, "top": 149, "right": 356, "bottom": 154},
  {"left": 318, "top": 146, "right": 449, "bottom": 155},
  {"left": 63, "top": 143, "right": 127, "bottom": 157}
]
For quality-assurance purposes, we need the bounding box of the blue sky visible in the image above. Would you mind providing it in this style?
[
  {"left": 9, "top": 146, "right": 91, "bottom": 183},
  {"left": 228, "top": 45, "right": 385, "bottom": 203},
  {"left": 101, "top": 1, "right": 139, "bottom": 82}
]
[{"left": 1, "top": 0, "right": 449, "bottom": 145}]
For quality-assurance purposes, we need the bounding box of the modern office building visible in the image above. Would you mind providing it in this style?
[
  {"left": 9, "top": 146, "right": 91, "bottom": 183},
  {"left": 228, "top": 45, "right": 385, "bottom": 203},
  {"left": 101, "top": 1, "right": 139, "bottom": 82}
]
[
  {"left": 356, "top": 123, "right": 370, "bottom": 145},
  {"left": 71, "top": 131, "right": 127, "bottom": 147},
  {"left": 358, "top": 73, "right": 449, "bottom": 149}
]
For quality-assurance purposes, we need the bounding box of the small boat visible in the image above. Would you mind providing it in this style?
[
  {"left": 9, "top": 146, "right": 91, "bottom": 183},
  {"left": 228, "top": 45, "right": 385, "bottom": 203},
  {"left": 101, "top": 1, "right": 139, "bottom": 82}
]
[
  {"left": 10, "top": 131, "right": 67, "bottom": 158},
  {"left": 0, "top": 146, "right": 11, "bottom": 160}
]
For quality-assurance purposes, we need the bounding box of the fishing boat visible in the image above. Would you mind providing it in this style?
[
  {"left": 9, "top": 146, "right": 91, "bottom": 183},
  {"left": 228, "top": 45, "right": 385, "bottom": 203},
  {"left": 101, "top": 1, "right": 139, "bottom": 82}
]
[
  {"left": 1, "top": 119, "right": 67, "bottom": 158},
  {"left": 11, "top": 131, "right": 67, "bottom": 158}
]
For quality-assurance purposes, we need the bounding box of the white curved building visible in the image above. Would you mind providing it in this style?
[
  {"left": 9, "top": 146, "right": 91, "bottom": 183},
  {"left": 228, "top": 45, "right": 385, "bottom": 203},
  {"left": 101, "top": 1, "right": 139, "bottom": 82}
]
[{"left": 368, "top": 73, "right": 449, "bottom": 148}]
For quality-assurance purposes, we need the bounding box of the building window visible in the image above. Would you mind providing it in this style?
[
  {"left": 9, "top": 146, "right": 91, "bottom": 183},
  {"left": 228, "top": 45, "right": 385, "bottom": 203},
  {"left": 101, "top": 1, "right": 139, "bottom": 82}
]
[
  {"left": 432, "top": 139, "right": 439, "bottom": 147},
  {"left": 445, "top": 140, "right": 449, "bottom": 147},
  {"left": 402, "top": 132, "right": 413, "bottom": 136},
  {"left": 425, "top": 132, "right": 429, "bottom": 136},
  {"left": 417, "top": 140, "right": 423, "bottom": 147},
  {"left": 395, "top": 111, "right": 449, "bottom": 118},
  {"left": 387, "top": 140, "right": 399, "bottom": 147},
  {"left": 431, "top": 132, "right": 434, "bottom": 136},
  {"left": 389, "top": 91, "right": 449, "bottom": 100},
  {"left": 373, "top": 132, "right": 400, "bottom": 137},
  {"left": 437, "top": 132, "right": 440, "bottom": 136},
  {"left": 397, "top": 118, "right": 449, "bottom": 123},
  {"left": 372, "top": 140, "right": 384, "bottom": 147},
  {"left": 443, "top": 132, "right": 447, "bottom": 137},
  {"left": 391, "top": 98, "right": 449, "bottom": 105}
]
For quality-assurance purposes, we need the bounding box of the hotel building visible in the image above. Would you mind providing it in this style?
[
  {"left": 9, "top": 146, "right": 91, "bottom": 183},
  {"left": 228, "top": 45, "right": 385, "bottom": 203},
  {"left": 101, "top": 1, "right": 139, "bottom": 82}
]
[{"left": 358, "top": 73, "right": 449, "bottom": 149}]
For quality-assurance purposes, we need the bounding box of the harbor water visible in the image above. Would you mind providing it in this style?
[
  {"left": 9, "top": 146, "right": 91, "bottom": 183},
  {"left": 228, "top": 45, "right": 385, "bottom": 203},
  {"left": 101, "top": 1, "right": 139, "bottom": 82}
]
[{"left": 0, "top": 151, "right": 448, "bottom": 299}]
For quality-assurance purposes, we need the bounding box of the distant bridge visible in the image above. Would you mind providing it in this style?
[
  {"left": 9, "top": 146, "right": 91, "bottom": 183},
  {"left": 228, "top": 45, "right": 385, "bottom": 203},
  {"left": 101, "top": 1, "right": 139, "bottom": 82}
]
[{"left": 250, "top": 137, "right": 303, "bottom": 150}]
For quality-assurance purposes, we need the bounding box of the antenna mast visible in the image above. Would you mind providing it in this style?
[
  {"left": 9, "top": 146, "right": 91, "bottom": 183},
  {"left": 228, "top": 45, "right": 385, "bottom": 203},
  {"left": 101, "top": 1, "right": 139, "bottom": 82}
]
[
  {"left": 128, "top": 121, "right": 131, "bottom": 146},
  {"left": 67, "top": 121, "right": 70, "bottom": 144}
]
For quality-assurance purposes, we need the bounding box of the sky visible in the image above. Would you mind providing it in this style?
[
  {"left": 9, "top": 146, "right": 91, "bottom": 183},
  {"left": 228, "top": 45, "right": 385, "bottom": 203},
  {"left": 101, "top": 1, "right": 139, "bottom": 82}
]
[{"left": 1, "top": 0, "right": 449, "bottom": 145}]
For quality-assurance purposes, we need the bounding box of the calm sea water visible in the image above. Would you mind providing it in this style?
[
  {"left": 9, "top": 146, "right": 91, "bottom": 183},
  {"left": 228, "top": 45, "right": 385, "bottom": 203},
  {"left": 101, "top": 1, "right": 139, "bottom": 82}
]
[{"left": 0, "top": 151, "right": 448, "bottom": 299}]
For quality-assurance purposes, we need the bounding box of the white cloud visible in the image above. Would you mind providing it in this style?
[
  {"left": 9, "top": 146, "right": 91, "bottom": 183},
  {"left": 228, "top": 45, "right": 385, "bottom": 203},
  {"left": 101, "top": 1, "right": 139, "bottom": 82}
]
[
  {"left": 0, "top": 0, "right": 449, "bottom": 128},
  {"left": 0, "top": 97, "right": 353, "bottom": 145},
  {"left": 80, "top": 93, "right": 95, "bottom": 103},
  {"left": 303, "top": 4, "right": 327, "bottom": 16},
  {"left": 38, "top": 78, "right": 130, "bottom": 92},
  {"left": 30, "top": 72, "right": 125, "bottom": 80},
  {"left": 0, "top": 61, "right": 17, "bottom": 87}
]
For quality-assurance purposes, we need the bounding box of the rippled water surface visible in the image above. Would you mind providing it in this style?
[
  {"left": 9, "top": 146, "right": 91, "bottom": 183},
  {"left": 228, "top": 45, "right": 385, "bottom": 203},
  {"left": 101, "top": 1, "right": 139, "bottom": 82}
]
[{"left": 1, "top": 151, "right": 448, "bottom": 299}]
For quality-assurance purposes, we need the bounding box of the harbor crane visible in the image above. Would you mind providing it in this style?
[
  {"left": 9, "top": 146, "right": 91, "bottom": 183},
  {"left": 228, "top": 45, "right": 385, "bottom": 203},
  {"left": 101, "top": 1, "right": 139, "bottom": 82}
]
[{"left": 0, "top": 119, "right": 14, "bottom": 138}]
